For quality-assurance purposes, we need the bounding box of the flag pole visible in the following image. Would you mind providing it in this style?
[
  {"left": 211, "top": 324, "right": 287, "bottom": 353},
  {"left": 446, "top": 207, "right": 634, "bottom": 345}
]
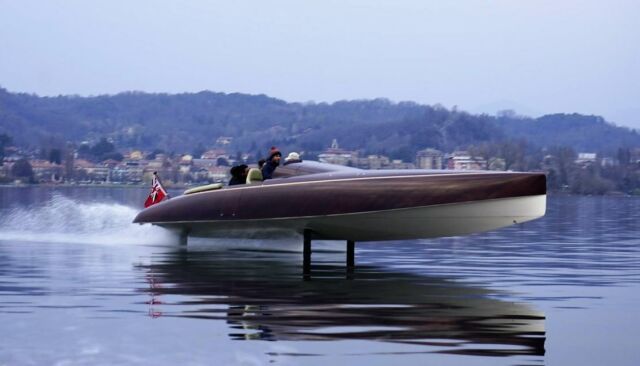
[{"left": 153, "top": 171, "right": 170, "bottom": 199}]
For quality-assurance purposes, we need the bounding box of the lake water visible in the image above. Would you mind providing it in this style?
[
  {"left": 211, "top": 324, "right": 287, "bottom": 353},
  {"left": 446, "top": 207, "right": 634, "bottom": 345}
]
[{"left": 0, "top": 187, "right": 639, "bottom": 365}]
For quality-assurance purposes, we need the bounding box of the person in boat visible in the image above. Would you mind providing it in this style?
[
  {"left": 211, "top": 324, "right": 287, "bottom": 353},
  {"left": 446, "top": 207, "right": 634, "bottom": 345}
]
[
  {"left": 228, "top": 164, "right": 249, "bottom": 186},
  {"left": 283, "top": 152, "right": 302, "bottom": 166},
  {"left": 261, "top": 147, "right": 281, "bottom": 180}
]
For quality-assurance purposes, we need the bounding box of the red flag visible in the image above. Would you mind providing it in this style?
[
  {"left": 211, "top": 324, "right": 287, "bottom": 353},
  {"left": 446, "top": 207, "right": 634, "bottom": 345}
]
[{"left": 144, "top": 173, "right": 168, "bottom": 208}]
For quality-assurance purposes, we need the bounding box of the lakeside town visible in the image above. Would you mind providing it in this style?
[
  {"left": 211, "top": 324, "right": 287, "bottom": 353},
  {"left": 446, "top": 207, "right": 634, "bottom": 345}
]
[{"left": 2, "top": 136, "right": 639, "bottom": 195}]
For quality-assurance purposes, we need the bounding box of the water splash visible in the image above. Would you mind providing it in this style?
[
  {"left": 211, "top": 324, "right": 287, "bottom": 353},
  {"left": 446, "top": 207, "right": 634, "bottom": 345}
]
[
  {"left": 0, "top": 194, "right": 349, "bottom": 250},
  {"left": 0, "top": 195, "right": 175, "bottom": 245}
]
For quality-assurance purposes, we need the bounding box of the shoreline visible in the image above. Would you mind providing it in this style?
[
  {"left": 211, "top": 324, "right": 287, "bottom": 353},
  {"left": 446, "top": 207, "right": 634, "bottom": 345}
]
[
  {"left": 0, "top": 184, "right": 637, "bottom": 197},
  {"left": 0, "top": 183, "right": 193, "bottom": 190}
]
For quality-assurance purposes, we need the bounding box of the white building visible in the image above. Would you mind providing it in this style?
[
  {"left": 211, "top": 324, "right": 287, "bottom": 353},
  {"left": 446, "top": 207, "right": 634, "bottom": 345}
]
[
  {"left": 416, "top": 148, "right": 443, "bottom": 169},
  {"left": 446, "top": 151, "right": 487, "bottom": 170},
  {"left": 575, "top": 153, "right": 597, "bottom": 165},
  {"left": 318, "top": 139, "right": 356, "bottom": 166}
]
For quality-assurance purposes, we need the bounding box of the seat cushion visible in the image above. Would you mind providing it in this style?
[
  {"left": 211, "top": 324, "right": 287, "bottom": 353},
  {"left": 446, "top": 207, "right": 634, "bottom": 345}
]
[
  {"left": 246, "top": 168, "right": 263, "bottom": 184},
  {"left": 184, "top": 183, "right": 224, "bottom": 195}
]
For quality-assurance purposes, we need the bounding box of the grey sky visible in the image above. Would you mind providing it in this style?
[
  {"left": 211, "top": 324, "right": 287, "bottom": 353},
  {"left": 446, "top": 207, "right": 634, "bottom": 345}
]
[{"left": 1, "top": 0, "right": 639, "bottom": 128}]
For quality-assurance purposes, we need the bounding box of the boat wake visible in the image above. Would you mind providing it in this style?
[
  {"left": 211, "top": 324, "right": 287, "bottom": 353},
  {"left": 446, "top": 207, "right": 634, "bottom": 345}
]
[
  {"left": 0, "top": 195, "right": 175, "bottom": 245},
  {"left": 0, "top": 195, "right": 348, "bottom": 250}
]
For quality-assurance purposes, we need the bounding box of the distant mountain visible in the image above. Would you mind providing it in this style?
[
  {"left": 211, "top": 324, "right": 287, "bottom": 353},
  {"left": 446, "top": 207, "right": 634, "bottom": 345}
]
[
  {"left": 1, "top": 87, "right": 638, "bottom": 159},
  {"left": 498, "top": 113, "right": 640, "bottom": 154}
]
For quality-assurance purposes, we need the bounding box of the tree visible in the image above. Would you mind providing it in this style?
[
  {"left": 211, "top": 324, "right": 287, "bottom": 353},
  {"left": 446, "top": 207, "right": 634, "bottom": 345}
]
[
  {"left": 468, "top": 142, "right": 498, "bottom": 164},
  {"left": 617, "top": 148, "right": 631, "bottom": 167},
  {"left": 217, "top": 157, "right": 230, "bottom": 166},
  {"left": 90, "top": 138, "right": 115, "bottom": 158},
  {"left": 550, "top": 146, "right": 576, "bottom": 187},
  {"left": 0, "top": 133, "right": 12, "bottom": 166},
  {"left": 192, "top": 143, "right": 206, "bottom": 159},
  {"left": 11, "top": 159, "right": 33, "bottom": 182},
  {"left": 77, "top": 143, "right": 91, "bottom": 159},
  {"left": 48, "top": 148, "right": 62, "bottom": 164},
  {"left": 570, "top": 165, "right": 615, "bottom": 195},
  {"left": 101, "top": 151, "right": 124, "bottom": 162},
  {"left": 146, "top": 149, "right": 165, "bottom": 160},
  {"left": 500, "top": 140, "right": 527, "bottom": 171}
]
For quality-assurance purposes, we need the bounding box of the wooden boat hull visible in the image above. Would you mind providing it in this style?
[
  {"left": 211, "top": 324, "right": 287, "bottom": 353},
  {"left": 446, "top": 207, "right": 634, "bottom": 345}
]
[
  {"left": 134, "top": 169, "right": 546, "bottom": 241},
  {"left": 156, "top": 194, "right": 545, "bottom": 241}
]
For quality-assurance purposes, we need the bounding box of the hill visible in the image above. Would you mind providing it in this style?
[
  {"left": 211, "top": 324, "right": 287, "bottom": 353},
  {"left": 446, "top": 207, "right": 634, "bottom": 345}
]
[{"left": 1, "top": 87, "right": 638, "bottom": 159}]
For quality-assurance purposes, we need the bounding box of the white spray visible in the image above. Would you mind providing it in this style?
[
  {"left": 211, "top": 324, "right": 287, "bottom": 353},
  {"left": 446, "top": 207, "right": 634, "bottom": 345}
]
[{"left": 0, "top": 195, "right": 175, "bottom": 245}]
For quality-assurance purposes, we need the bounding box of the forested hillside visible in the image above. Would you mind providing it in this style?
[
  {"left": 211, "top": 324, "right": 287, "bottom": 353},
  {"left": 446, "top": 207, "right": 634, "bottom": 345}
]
[{"left": 1, "top": 87, "right": 638, "bottom": 159}]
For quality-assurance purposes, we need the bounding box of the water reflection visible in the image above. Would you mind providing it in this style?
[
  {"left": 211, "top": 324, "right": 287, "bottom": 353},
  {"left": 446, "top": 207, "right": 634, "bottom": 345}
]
[{"left": 137, "top": 247, "right": 546, "bottom": 357}]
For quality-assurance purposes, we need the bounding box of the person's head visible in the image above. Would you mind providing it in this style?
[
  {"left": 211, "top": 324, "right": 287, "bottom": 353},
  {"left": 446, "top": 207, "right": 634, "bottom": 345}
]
[
  {"left": 230, "top": 164, "right": 248, "bottom": 178},
  {"left": 258, "top": 159, "right": 266, "bottom": 169},
  {"left": 268, "top": 146, "right": 282, "bottom": 163},
  {"left": 285, "top": 152, "right": 300, "bottom": 162}
]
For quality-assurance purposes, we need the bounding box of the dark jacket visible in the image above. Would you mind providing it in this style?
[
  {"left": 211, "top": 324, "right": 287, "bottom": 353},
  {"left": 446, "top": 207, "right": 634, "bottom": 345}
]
[
  {"left": 228, "top": 165, "right": 247, "bottom": 186},
  {"left": 228, "top": 176, "right": 245, "bottom": 186},
  {"left": 261, "top": 159, "right": 279, "bottom": 179}
]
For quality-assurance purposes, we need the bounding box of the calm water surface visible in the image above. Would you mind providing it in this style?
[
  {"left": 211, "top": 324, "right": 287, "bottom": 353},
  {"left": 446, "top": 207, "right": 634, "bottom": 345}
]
[{"left": 0, "top": 187, "right": 639, "bottom": 365}]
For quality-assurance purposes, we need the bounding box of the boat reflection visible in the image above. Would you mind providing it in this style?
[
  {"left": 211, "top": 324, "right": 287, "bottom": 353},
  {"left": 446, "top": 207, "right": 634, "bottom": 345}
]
[{"left": 137, "top": 247, "right": 545, "bottom": 357}]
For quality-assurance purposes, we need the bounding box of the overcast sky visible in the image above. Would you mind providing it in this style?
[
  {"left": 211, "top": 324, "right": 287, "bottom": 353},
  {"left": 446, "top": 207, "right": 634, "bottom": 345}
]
[{"left": 1, "top": 0, "right": 639, "bottom": 127}]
